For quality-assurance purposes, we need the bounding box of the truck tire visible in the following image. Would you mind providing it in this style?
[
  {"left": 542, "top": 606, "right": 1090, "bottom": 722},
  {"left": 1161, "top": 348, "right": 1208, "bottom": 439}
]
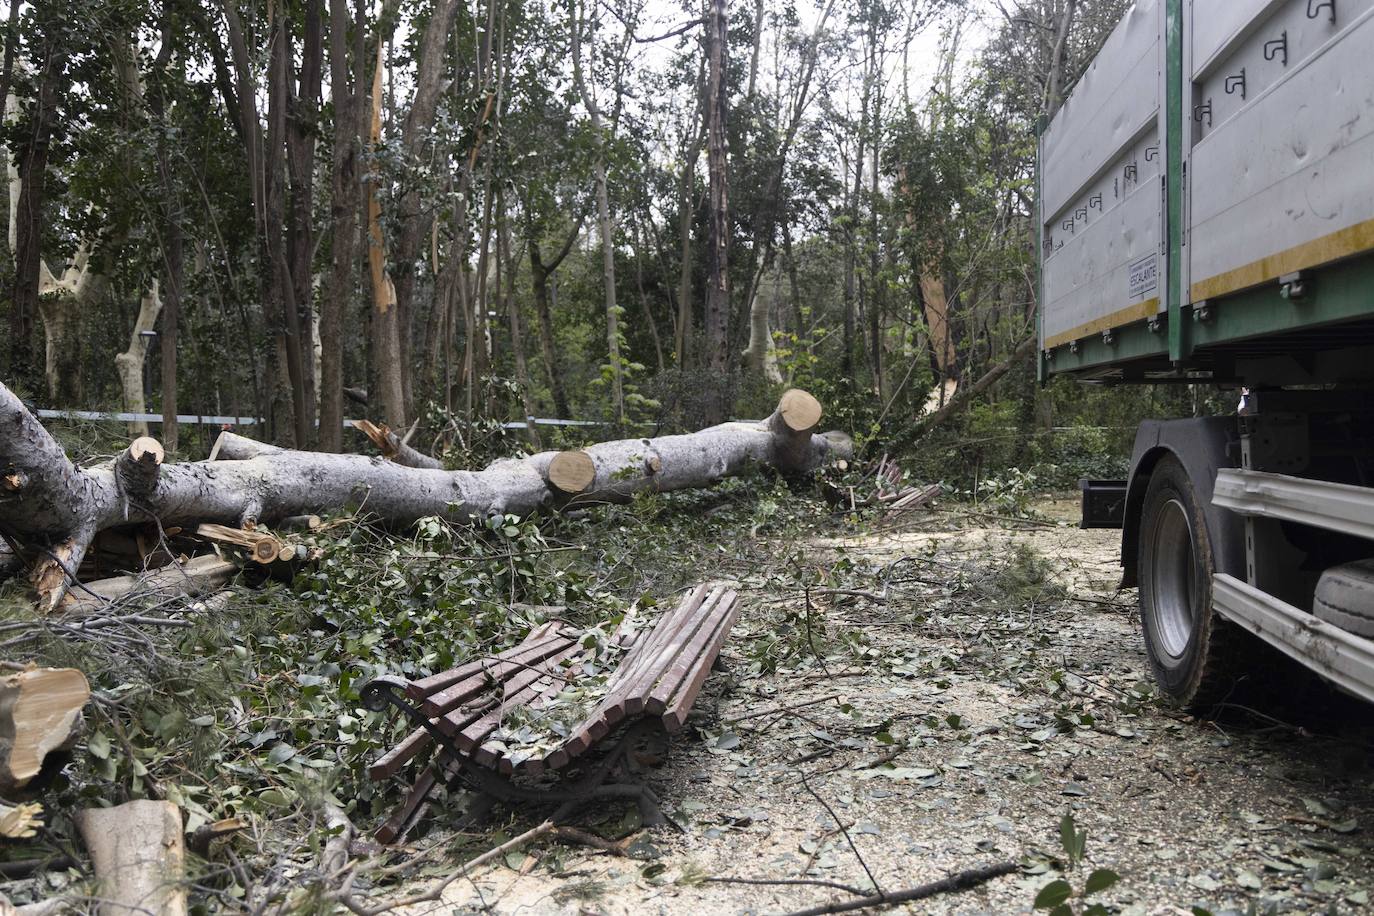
[
  {"left": 1137, "top": 455, "right": 1237, "bottom": 708},
  {"left": 1314, "top": 560, "right": 1374, "bottom": 638}
]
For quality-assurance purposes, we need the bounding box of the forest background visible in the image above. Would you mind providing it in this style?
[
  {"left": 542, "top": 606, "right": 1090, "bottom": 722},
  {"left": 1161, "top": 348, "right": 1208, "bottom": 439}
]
[{"left": 0, "top": 0, "right": 1218, "bottom": 489}]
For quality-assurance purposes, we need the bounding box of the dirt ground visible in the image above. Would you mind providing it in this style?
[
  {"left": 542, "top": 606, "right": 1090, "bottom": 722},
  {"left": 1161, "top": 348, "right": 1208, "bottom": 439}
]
[{"left": 396, "top": 497, "right": 1374, "bottom": 915}]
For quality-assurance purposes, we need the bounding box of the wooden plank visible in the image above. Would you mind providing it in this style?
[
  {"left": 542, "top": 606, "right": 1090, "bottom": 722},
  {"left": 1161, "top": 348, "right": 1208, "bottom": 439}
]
[
  {"left": 374, "top": 767, "right": 438, "bottom": 844},
  {"left": 420, "top": 634, "right": 576, "bottom": 717},
  {"left": 602, "top": 585, "right": 709, "bottom": 695},
  {"left": 405, "top": 621, "right": 561, "bottom": 700},
  {"left": 662, "top": 590, "right": 742, "bottom": 733},
  {"left": 367, "top": 726, "right": 433, "bottom": 781},
  {"left": 645, "top": 588, "right": 738, "bottom": 715}
]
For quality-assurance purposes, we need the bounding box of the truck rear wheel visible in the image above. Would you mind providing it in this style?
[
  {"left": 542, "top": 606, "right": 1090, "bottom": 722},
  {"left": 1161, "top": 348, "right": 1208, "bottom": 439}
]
[{"left": 1138, "top": 456, "right": 1237, "bottom": 709}]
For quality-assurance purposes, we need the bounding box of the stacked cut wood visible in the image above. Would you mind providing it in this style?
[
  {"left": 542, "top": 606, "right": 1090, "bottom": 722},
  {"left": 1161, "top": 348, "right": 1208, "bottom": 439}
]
[
  {"left": 868, "top": 455, "right": 941, "bottom": 518},
  {"left": 0, "top": 384, "right": 851, "bottom": 613}
]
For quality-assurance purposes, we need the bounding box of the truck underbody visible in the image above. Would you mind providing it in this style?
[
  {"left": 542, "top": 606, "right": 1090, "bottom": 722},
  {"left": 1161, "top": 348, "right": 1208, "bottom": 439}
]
[{"left": 1040, "top": 0, "right": 1374, "bottom": 705}]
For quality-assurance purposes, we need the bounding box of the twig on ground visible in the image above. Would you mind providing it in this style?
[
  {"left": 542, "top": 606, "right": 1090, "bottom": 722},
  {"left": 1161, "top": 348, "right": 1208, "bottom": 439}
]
[
  {"left": 779, "top": 861, "right": 1020, "bottom": 916},
  {"left": 705, "top": 876, "right": 868, "bottom": 896},
  {"left": 336, "top": 820, "right": 556, "bottom": 916},
  {"left": 799, "top": 774, "right": 881, "bottom": 895},
  {"left": 725, "top": 693, "right": 841, "bottom": 725}
]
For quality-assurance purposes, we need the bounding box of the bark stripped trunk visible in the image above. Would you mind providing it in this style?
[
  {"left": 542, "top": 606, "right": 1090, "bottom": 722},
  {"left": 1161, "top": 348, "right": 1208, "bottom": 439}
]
[
  {"left": 114, "top": 283, "right": 164, "bottom": 437},
  {"left": 1, "top": 382, "right": 849, "bottom": 612}
]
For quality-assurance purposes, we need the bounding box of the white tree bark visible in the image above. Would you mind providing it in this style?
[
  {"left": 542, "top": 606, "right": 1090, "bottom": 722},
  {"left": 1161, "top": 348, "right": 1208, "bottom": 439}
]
[
  {"left": 113, "top": 281, "right": 164, "bottom": 437},
  {"left": 0, "top": 384, "right": 851, "bottom": 612}
]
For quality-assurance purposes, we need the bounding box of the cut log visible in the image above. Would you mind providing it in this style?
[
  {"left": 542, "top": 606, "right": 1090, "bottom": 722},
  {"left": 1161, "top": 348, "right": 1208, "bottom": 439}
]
[
  {"left": 62, "top": 554, "right": 238, "bottom": 614},
  {"left": 0, "top": 384, "right": 851, "bottom": 610},
  {"left": 546, "top": 450, "right": 596, "bottom": 495},
  {"left": 352, "top": 419, "right": 443, "bottom": 470},
  {"left": 0, "top": 667, "right": 90, "bottom": 794},
  {"left": 76, "top": 800, "right": 187, "bottom": 916}
]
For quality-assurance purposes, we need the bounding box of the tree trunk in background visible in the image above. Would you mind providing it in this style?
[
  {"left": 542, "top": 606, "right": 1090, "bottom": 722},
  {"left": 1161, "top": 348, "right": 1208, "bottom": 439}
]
[
  {"left": 9, "top": 60, "right": 63, "bottom": 384},
  {"left": 675, "top": 126, "right": 701, "bottom": 366},
  {"left": 527, "top": 222, "right": 580, "bottom": 419},
  {"left": 320, "top": 0, "right": 365, "bottom": 453},
  {"left": 703, "top": 0, "right": 730, "bottom": 420},
  {"left": 500, "top": 201, "right": 541, "bottom": 448},
  {"left": 114, "top": 283, "right": 164, "bottom": 437},
  {"left": 633, "top": 218, "right": 666, "bottom": 374},
  {"left": 570, "top": 0, "right": 624, "bottom": 423},
  {"left": 285, "top": 0, "right": 324, "bottom": 448},
  {"left": 387, "top": 0, "right": 462, "bottom": 418}
]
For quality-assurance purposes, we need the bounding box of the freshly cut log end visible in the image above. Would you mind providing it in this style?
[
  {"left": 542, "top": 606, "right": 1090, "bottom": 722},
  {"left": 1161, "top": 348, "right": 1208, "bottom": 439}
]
[
  {"left": 777, "top": 388, "right": 823, "bottom": 433},
  {"left": 128, "top": 437, "right": 165, "bottom": 467},
  {"left": 0, "top": 667, "right": 91, "bottom": 793},
  {"left": 548, "top": 450, "right": 596, "bottom": 495},
  {"left": 117, "top": 437, "right": 165, "bottom": 501},
  {"left": 76, "top": 800, "right": 187, "bottom": 916}
]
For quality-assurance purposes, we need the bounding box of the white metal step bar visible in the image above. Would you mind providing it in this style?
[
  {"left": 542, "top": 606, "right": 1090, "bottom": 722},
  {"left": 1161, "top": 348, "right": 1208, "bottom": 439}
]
[
  {"left": 1212, "top": 573, "right": 1374, "bottom": 704},
  {"left": 1213, "top": 468, "right": 1374, "bottom": 542}
]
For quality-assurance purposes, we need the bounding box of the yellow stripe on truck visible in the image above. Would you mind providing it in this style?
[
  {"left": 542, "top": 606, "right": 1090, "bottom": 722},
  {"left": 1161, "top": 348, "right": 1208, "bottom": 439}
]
[
  {"left": 1191, "top": 217, "right": 1374, "bottom": 304},
  {"left": 1044, "top": 297, "right": 1160, "bottom": 349}
]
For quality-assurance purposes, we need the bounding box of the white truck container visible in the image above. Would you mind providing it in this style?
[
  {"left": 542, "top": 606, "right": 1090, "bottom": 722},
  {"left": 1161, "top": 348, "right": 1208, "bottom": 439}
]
[{"left": 1039, "top": 0, "right": 1374, "bottom": 708}]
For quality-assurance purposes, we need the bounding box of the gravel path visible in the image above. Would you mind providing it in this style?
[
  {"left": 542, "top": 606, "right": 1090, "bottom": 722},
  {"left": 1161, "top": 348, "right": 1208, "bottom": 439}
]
[{"left": 407, "top": 498, "right": 1374, "bottom": 915}]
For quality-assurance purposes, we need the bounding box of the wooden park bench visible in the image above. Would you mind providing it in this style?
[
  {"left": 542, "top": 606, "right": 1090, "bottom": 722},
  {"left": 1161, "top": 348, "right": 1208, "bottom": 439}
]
[{"left": 360, "top": 583, "right": 741, "bottom": 843}]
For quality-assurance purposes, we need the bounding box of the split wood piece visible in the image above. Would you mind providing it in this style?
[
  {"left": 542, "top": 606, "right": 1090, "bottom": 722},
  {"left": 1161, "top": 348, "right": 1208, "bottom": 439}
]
[
  {"left": 0, "top": 384, "right": 849, "bottom": 611},
  {"left": 1, "top": 800, "right": 44, "bottom": 839},
  {"left": 194, "top": 524, "right": 285, "bottom": 565},
  {"left": 886, "top": 484, "right": 941, "bottom": 515},
  {"left": 276, "top": 515, "right": 323, "bottom": 532},
  {"left": 352, "top": 419, "right": 443, "bottom": 470},
  {"left": 187, "top": 817, "right": 249, "bottom": 857},
  {"left": 62, "top": 554, "right": 238, "bottom": 614},
  {"left": 75, "top": 799, "right": 187, "bottom": 916},
  {"left": 0, "top": 667, "right": 90, "bottom": 794}
]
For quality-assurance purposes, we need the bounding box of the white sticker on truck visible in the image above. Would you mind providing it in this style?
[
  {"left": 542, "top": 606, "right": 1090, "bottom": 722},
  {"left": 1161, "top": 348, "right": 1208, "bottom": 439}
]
[{"left": 1129, "top": 253, "right": 1158, "bottom": 300}]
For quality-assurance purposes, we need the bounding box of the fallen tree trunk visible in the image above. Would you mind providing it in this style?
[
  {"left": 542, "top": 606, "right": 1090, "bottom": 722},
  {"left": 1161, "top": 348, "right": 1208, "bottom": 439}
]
[
  {"left": 0, "top": 384, "right": 850, "bottom": 611},
  {"left": 0, "top": 667, "right": 90, "bottom": 794},
  {"left": 75, "top": 800, "right": 187, "bottom": 916}
]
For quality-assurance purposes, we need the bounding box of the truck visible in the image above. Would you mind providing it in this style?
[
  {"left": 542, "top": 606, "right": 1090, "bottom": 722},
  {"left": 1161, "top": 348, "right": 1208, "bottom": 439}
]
[{"left": 1037, "top": 0, "right": 1374, "bottom": 706}]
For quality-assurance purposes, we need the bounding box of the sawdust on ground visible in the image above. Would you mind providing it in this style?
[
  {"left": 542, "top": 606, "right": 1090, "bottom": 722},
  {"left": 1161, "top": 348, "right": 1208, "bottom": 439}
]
[{"left": 396, "top": 496, "right": 1374, "bottom": 915}]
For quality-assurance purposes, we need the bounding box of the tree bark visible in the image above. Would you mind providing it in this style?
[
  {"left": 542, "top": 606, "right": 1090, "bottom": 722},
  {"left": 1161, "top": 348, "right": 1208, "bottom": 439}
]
[{"left": 1, "top": 382, "right": 850, "bottom": 611}]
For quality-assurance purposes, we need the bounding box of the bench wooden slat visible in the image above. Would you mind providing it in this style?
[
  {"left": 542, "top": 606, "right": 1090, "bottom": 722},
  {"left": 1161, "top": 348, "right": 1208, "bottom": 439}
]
[
  {"left": 646, "top": 588, "right": 737, "bottom": 716},
  {"left": 459, "top": 642, "right": 582, "bottom": 757},
  {"left": 421, "top": 634, "right": 577, "bottom": 717},
  {"left": 612, "top": 587, "right": 726, "bottom": 720},
  {"left": 661, "top": 590, "right": 741, "bottom": 731},
  {"left": 368, "top": 725, "right": 433, "bottom": 781},
  {"left": 406, "top": 620, "right": 561, "bottom": 700}
]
